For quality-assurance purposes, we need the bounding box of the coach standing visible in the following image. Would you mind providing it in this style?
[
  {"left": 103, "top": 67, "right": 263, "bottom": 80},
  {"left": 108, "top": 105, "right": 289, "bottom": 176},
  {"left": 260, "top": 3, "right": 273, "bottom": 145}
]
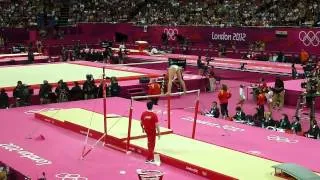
[{"left": 141, "top": 101, "right": 160, "bottom": 164}]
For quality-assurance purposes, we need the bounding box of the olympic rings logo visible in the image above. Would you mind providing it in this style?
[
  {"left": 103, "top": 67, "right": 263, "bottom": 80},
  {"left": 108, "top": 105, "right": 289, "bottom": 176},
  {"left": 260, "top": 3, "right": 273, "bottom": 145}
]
[
  {"left": 164, "top": 28, "right": 178, "bottom": 41},
  {"left": 298, "top": 31, "right": 320, "bottom": 46},
  {"left": 267, "top": 135, "right": 298, "bottom": 143},
  {"left": 55, "top": 173, "right": 88, "bottom": 180},
  {"left": 24, "top": 108, "right": 62, "bottom": 115}
]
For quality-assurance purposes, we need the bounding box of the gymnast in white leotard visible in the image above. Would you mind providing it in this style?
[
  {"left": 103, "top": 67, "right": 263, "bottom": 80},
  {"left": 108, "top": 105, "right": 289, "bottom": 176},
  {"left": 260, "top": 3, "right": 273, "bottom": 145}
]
[{"left": 167, "top": 65, "right": 187, "bottom": 94}]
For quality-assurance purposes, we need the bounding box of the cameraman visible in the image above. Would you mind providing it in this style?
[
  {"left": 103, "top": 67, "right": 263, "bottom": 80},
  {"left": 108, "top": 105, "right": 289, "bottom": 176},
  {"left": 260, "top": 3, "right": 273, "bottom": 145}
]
[{"left": 83, "top": 74, "right": 97, "bottom": 99}]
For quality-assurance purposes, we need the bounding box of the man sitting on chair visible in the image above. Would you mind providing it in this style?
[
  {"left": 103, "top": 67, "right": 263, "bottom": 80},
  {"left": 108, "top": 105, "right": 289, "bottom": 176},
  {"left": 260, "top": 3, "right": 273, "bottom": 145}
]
[{"left": 167, "top": 65, "right": 187, "bottom": 94}]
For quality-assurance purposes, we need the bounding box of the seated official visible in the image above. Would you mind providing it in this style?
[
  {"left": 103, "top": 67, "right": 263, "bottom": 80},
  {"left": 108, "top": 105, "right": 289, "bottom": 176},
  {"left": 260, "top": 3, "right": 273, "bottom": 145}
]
[
  {"left": 262, "top": 112, "right": 276, "bottom": 128},
  {"left": 245, "top": 115, "right": 255, "bottom": 126},
  {"left": 39, "top": 80, "right": 52, "bottom": 104},
  {"left": 13, "top": 81, "right": 32, "bottom": 107},
  {"left": 305, "top": 120, "right": 319, "bottom": 139},
  {"left": 55, "top": 80, "right": 69, "bottom": 102},
  {"left": 232, "top": 106, "right": 246, "bottom": 122},
  {"left": 204, "top": 101, "right": 220, "bottom": 118},
  {"left": 291, "top": 116, "right": 302, "bottom": 134},
  {"left": 277, "top": 114, "right": 291, "bottom": 130},
  {"left": 109, "top": 77, "right": 121, "bottom": 97},
  {"left": 83, "top": 74, "right": 97, "bottom": 99},
  {"left": 0, "top": 88, "right": 9, "bottom": 109},
  {"left": 253, "top": 107, "right": 264, "bottom": 126},
  {"left": 70, "top": 81, "right": 83, "bottom": 101},
  {"left": 147, "top": 79, "right": 161, "bottom": 105},
  {"left": 97, "top": 81, "right": 108, "bottom": 98}
]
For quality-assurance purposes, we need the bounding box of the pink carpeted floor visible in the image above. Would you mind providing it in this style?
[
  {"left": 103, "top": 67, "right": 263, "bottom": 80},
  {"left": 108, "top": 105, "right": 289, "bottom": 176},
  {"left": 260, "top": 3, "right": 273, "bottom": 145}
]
[
  {"left": 0, "top": 104, "right": 205, "bottom": 180},
  {"left": 126, "top": 95, "right": 320, "bottom": 173},
  {"left": 2, "top": 97, "right": 318, "bottom": 177}
]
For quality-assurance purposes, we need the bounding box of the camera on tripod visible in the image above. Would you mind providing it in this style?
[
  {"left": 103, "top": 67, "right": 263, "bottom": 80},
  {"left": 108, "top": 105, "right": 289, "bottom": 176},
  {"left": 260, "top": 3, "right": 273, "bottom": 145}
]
[{"left": 301, "top": 61, "right": 319, "bottom": 95}]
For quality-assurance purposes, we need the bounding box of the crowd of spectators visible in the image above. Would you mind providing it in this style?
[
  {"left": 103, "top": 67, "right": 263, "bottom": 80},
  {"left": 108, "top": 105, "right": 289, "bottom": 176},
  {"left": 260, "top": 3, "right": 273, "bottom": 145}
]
[
  {"left": 135, "top": 0, "right": 319, "bottom": 26},
  {"left": 0, "top": 0, "right": 60, "bottom": 28},
  {"left": 0, "top": 0, "right": 318, "bottom": 28},
  {"left": 67, "top": 0, "right": 138, "bottom": 24}
]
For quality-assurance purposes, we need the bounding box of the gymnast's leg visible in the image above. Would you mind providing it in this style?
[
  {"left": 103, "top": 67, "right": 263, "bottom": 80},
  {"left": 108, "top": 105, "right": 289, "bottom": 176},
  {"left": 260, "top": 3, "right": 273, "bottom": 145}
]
[
  {"left": 176, "top": 69, "right": 187, "bottom": 93},
  {"left": 166, "top": 67, "right": 176, "bottom": 94}
]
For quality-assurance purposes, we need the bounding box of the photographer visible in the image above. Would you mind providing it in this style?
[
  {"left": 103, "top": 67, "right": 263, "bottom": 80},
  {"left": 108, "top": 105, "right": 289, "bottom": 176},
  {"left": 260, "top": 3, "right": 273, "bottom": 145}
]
[
  {"left": 39, "top": 80, "right": 52, "bottom": 104},
  {"left": 301, "top": 61, "right": 318, "bottom": 107},
  {"left": 83, "top": 74, "right": 97, "bottom": 99}
]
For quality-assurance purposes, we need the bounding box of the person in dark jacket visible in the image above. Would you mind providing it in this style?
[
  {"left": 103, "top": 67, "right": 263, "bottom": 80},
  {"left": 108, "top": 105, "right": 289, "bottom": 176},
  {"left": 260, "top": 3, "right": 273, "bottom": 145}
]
[
  {"left": 39, "top": 80, "right": 52, "bottom": 104},
  {"left": 83, "top": 74, "right": 97, "bottom": 99},
  {"left": 204, "top": 101, "right": 220, "bottom": 118},
  {"left": 109, "top": 76, "right": 121, "bottom": 97},
  {"left": 291, "top": 116, "right": 302, "bottom": 134},
  {"left": 262, "top": 112, "right": 276, "bottom": 128},
  {"left": 305, "top": 120, "right": 319, "bottom": 139},
  {"left": 278, "top": 114, "right": 291, "bottom": 130},
  {"left": 0, "top": 88, "right": 9, "bottom": 109},
  {"left": 55, "top": 80, "right": 69, "bottom": 102},
  {"left": 70, "top": 81, "right": 83, "bottom": 101},
  {"left": 13, "top": 81, "right": 31, "bottom": 107},
  {"left": 232, "top": 106, "right": 246, "bottom": 122}
]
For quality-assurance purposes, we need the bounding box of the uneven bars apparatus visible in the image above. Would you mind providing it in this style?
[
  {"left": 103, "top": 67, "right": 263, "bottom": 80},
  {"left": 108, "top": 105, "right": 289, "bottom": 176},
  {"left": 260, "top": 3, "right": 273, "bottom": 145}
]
[
  {"left": 126, "top": 89, "right": 200, "bottom": 152},
  {"left": 81, "top": 67, "right": 108, "bottom": 159}
]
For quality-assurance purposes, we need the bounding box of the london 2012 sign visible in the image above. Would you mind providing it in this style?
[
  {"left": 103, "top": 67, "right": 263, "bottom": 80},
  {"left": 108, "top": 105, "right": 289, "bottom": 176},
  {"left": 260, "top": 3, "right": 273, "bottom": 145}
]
[{"left": 211, "top": 32, "right": 247, "bottom": 42}]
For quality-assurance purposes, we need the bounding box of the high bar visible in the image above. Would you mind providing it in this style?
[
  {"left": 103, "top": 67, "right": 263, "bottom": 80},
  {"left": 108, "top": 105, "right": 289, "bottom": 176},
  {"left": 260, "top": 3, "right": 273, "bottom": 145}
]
[{"left": 131, "top": 89, "right": 200, "bottom": 100}]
